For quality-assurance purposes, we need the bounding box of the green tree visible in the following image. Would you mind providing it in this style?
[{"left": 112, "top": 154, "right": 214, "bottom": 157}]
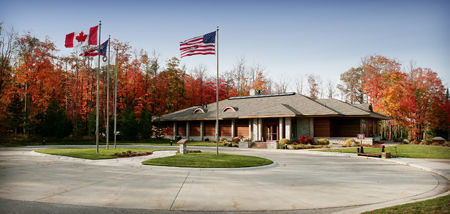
[
  {"left": 88, "top": 111, "right": 103, "bottom": 137},
  {"left": 73, "top": 116, "right": 84, "bottom": 137},
  {"left": 38, "top": 98, "right": 72, "bottom": 138},
  {"left": 120, "top": 107, "right": 139, "bottom": 141},
  {"left": 139, "top": 107, "right": 153, "bottom": 140},
  {"left": 6, "top": 93, "right": 24, "bottom": 137}
]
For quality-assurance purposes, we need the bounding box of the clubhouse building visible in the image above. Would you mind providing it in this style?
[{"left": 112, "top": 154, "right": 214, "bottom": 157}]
[{"left": 159, "top": 90, "right": 390, "bottom": 146}]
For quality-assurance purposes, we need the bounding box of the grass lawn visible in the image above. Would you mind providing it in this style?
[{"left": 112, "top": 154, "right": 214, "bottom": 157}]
[
  {"left": 142, "top": 152, "right": 273, "bottom": 168},
  {"left": 1, "top": 137, "right": 225, "bottom": 147},
  {"left": 363, "top": 194, "right": 450, "bottom": 214},
  {"left": 35, "top": 147, "right": 175, "bottom": 160},
  {"left": 323, "top": 144, "right": 450, "bottom": 159}
]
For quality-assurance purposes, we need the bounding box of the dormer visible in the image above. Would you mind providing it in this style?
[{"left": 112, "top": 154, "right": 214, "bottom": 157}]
[
  {"left": 222, "top": 106, "right": 238, "bottom": 112},
  {"left": 193, "top": 108, "right": 206, "bottom": 114}
]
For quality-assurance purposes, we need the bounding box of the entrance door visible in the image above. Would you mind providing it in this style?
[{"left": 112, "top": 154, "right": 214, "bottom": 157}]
[{"left": 266, "top": 124, "right": 279, "bottom": 141}]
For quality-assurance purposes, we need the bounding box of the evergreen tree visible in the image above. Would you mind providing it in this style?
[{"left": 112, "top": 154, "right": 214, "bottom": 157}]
[
  {"left": 38, "top": 98, "right": 72, "bottom": 138},
  {"left": 120, "top": 107, "right": 139, "bottom": 141},
  {"left": 140, "top": 107, "right": 153, "bottom": 140},
  {"left": 88, "top": 111, "right": 103, "bottom": 137},
  {"left": 6, "top": 93, "right": 24, "bottom": 137},
  {"left": 73, "top": 115, "right": 84, "bottom": 137}
]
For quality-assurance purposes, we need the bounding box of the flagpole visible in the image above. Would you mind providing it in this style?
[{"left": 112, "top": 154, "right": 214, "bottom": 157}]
[
  {"left": 96, "top": 21, "right": 101, "bottom": 153},
  {"left": 114, "top": 48, "right": 118, "bottom": 149},
  {"left": 106, "top": 36, "right": 110, "bottom": 150},
  {"left": 216, "top": 26, "right": 219, "bottom": 156}
]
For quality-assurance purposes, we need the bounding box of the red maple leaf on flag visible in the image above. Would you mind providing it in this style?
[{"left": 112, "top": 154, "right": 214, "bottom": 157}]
[{"left": 76, "top": 32, "right": 88, "bottom": 43}]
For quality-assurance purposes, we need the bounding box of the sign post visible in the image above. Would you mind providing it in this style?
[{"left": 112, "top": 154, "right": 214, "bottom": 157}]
[{"left": 357, "top": 134, "right": 365, "bottom": 153}]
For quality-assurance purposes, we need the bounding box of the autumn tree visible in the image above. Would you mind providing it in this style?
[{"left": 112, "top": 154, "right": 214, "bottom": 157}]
[
  {"left": 307, "top": 74, "right": 319, "bottom": 99},
  {"left": 337, "top": 66, "right": 365, "bottom": 104}
]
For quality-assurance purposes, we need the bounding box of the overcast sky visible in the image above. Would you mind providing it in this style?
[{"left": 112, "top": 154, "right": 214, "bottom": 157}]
[{"left": 2, "top": 0, "right": 449, "bottom": 91}]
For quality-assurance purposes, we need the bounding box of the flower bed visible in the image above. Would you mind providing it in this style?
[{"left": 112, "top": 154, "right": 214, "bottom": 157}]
[{"left": 113, "top": 150, "right": 153, "bottom": 158}]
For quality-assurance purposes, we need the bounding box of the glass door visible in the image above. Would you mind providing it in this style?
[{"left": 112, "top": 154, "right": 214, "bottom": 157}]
[{"left": 266, "top": 124, "right": 279, "bottom": 141}]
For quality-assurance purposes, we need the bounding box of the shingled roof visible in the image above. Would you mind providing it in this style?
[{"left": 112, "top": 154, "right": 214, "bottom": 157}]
[{"left": 160, "top": 93, "right": 391, "bottom": 121}]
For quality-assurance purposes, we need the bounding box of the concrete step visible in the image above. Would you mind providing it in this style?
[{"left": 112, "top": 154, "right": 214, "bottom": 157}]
[{"left": 251, "top": 142, "right": 267, "bottom": 149}]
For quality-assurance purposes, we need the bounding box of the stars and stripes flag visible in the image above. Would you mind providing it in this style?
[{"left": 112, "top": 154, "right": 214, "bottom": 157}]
[
  {"left": 80, "top": 39, "right": 108, "bottom": 57},
  {"left": 180, "top": 31, "right": 216, "bottom": 58}
]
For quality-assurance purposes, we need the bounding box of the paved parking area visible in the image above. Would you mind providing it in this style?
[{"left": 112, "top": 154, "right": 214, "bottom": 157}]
[{"left": 0, "top": 146, "right": 448, "bottom": 214}]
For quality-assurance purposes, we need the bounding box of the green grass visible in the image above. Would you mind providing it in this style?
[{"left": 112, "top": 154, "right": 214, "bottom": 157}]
[
  {"left": 142, "top": 152, "right": 273, "bottom": 168},
  {"left": 35, "top": 147, "right": 175, "bottom": 160},
  {"left": 363, "top": 194, "right": 450, "bottom": 214},
  {"left": 0, "top": 137, "right": 225, "bottom": 147},
  {"left": 322, "top": 144, "right": 450, "bottom": 159}
]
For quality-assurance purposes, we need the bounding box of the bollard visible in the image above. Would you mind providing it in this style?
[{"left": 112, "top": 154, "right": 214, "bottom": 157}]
[
  {"left": 170, "top": 141, "right": 172, "bottom": 146},
  {"left": 382, "top": 145, "right": 385, "bottom": 152},
  {"left": 360, "top": 145, "right": 364, "bottom": 153},
  {"left": 357, "top": 146, "right": 360, "bottom": 153},
  {"left": 42, "top": 140, "right": 45, "bottom": 145}
]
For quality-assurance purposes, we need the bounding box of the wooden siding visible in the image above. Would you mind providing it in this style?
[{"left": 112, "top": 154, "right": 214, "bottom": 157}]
[
  {"left": 204, "top": 121, "right": 215, "bottom": 136},
  {"left": 236, "top": 119, "right": 249, "bottom": 137},
  {"left": 220, "top": 120, "right": 232, "bottom": 137},
  {"left": 314, "top": 118, "right": 331, "bottom": 137},
  {"left": 332, "top": 118, "right": 360, "bottom": 137},
  {"left": 190, "top": 121, "right": 201, "bottom": 136},
  {"left": 177, "top": 122, "right": 186, "bottom": 136},
  {"left": 164, "top": 122, "right": 173, "bottom": 136}
]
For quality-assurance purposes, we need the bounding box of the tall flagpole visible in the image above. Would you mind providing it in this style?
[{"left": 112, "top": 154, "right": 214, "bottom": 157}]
[
  {"left": 106, "top": 36, "right": 110, "bottom": 150},
  {"left": 216, "top": 26, "right": 219, "bottom": 156},
  {"left": 114, "top": 48, "right": 118, "bottom": 149},
  {"left": 96, "top": 21, "right": 101, "bottom": 153}
]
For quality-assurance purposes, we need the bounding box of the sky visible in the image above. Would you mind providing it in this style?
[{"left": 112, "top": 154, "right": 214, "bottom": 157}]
[{"left": 1, "top": 0, "right": 450, "bottom": 92}]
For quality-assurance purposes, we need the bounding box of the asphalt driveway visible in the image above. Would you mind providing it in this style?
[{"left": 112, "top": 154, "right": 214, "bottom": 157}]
[{"left": 0, "top": 146, "right": 448, "bottom": 214}]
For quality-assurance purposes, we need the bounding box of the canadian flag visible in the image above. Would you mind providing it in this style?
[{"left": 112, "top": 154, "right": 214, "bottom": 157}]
[{"left": 65, "top": 25, "right": 98, "bottom": 48}]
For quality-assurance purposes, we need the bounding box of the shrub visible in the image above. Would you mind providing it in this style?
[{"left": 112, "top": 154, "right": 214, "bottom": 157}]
[
  {"left": 220, "top": 138, "right": 227, "bottom": 141},
  {"left": 351, "top": 142, "right": 359, "bottom": 147},
  {"left": 243, "top": 138, "right": 252, "bottom": 142},
  {"left": 279, "top": 138, "right": 291, "bottom": 146},
  {"left": 411, "top": 140, "right": 419, "bottom": 145},
  {"left": 317, "top": 138, "right": 330, "bottom": 145},
  {"left": 127, "top": 150, "right": 132, "bottom": 154},
  {"left": 393, "top": 137, "right": 404, "bottom": 142},
  {"left": 279, "top": 144, "right": 286, "bottom": 149},
  {"left": 344, "top": 139, "right": 356, "bottom": 147},
  {"left": 420, "top": 141, "right": 431, "bottom": 146},
  {"left": 431, "top": 142, "right": 441, "bottom": 146},
  {"left": 187, "top": 150, "right": 201, "bottom": 153},
  {"left": 223, "top": 140, "right": 230, "bottom": 147},
  {"left": 233, "top": 144, "right": 238, "bottom": 147},
  {"left": 117, "top": 153, "right": 123, "bottom": 157},
  {"left": 298, "top": 135, "right": 314, "bottom": 144},
  {"left": 232, "top": 137, "right": 240, "bottom": 143},
  {"left": 443, "top": 142, "right": 449, "bottom": 147}
]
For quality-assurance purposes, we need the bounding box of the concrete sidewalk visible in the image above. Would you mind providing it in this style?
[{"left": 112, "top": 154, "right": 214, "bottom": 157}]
[{"left": 0, "top": 145, "right": 449, "bottom": 214}]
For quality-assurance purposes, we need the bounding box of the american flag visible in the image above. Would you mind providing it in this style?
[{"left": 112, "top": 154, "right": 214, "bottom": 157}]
[{"left": 180, "top": 31, "right": 216, "bottom": 58}]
